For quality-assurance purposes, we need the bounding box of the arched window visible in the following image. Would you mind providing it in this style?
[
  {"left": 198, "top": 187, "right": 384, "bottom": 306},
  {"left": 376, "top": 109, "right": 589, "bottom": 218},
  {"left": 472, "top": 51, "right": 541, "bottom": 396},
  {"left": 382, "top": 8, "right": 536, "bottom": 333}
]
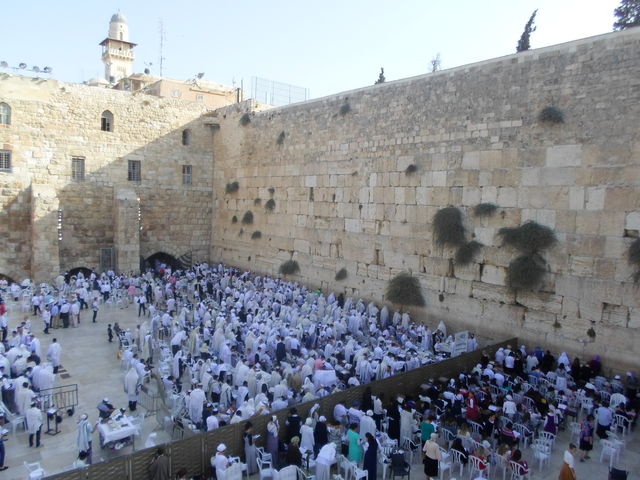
[
  {"left": 101, "top": 110, "right": 113, "bottom": 132},
  {"left": 0, "top": 103, "right": 10, "bottom": 125},
  {"left": 182, "top": 129, "right": 191, "bottom": 146}
]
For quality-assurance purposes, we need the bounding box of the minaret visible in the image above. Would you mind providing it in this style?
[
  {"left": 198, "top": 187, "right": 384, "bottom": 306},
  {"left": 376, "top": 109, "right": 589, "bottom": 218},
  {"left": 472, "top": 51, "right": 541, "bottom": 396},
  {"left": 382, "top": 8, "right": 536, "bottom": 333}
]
[{"left": 100, "top": 12, "right": 136, "bottom": 84}]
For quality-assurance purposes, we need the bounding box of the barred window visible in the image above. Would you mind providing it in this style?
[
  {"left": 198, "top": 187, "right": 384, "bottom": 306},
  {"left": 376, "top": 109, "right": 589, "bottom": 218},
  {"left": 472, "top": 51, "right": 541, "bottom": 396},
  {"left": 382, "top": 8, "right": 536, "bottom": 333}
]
[
  {"left": 128, "top": 160, "right": 141, "bottom": 182},
  {"left": 0, "top": 150, "right": 11, "bottom": 172},
  {"left": 182, "top": 129, "right": 191, "bottom": 146},
  {"left": 71, "top": 156, "right": 85, "bottom": 181},
  {"left": 182, "top": 164, "right": 192, "bottom": 185},
  {"left": 0, "top": 103, "right": 10, "bottom": 125}
]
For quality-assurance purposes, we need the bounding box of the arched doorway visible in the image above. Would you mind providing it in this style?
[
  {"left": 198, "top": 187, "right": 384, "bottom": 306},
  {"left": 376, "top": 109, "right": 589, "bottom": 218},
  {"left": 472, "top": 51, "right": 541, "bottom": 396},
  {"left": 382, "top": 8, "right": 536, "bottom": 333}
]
[
  {"left": 66, "top": 267, "right": 93, "bottom": 283},
  {"left": 143, "top": 252, "right": 182, "bottom": 274}
]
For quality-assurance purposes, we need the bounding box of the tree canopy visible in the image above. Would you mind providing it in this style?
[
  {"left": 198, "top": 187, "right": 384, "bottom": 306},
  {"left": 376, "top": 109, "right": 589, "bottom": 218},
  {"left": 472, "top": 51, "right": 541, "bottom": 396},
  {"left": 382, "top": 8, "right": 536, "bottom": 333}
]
[
  {"left": 614, "top": 0, "right": 640, "bottom": 30},
  {"left": 516, "top": 9, "right": 538, "bottom": 52}
]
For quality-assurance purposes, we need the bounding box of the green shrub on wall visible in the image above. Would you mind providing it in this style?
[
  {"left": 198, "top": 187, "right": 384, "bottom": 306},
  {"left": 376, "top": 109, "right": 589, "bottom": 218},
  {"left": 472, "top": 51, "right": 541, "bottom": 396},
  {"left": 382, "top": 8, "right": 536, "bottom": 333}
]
[
  {"left": 251, "top": 231, "right": 262, "bottom": 239},
  {"left": 265, "top": 199, "right": 276, "bottom": 211},
  {"left": 279, "top": 260, "right": 300, "bottom": 275},
  {"left": 498, "top": 221, "right": 557, "bottom": 253},
  {"left": 473, "top": 203, "right": 498, "bottom": 217},
  {"left": 335, "top": 268, "right": 348, "bottom": 281},
  {"left": 385, "top": 272, "right": 426, "bottom": 308},
  {"left": 241, "top": 211, "right": 254, "bottom": 225},
  {"left": 405, "top": 164, "right": 418, "bottom": 175},
  {"left": 455, "top": 240, "right": 483, "bottom": 265},
  {"left": 276, "top": 131, "right": 286, "bottom": 145},
  {"left": 225, "top": 181, "right": 239, "bottom": 194},
  {"left": 538, "top": 106, "right": 564, "bottom": 124},
  {"left": 506, "top": 253, "right": 547, "bottom": 290},
  {"left": 254, "top": 198, "right": 262, "bottom": 206},
  {"left": 432, "top": 207, "right": 466, "bottom": 247},
  {"left": 231, "top": 215, "right": 237, "bottom": 224},
  {"left": 340, "top": 103, "right": 351, "bottom": 115},
  {"left": 239, "top": 113, "right": 251, "bottom": 126}
]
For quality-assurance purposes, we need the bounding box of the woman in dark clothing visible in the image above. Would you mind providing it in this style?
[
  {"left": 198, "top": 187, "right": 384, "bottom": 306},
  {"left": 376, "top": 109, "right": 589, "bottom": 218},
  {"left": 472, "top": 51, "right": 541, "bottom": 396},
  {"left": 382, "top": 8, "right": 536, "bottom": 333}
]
[
  {"left": 361, "top": 387, "right": 374, "bottom": 413},
  {"left": 571, "top": 358, "right": 581, "bottom": 383},
  {"left": 363, "top": 433, "right": 378, "bottom": 480},
  {"left": 285, "top": 408, "right": 301, "bottom": 443},
  {"left": 286, "top": 437, "right": 302, "bottom": 467},
  {"left": 450, "top": 438, "right": 468, "bottom": 465}
]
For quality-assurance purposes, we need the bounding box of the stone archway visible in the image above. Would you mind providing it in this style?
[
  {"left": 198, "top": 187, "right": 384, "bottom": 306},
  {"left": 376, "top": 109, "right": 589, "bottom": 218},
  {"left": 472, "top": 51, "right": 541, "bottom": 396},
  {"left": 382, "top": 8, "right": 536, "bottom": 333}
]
[
  {"left": 143, "top": 252, "right": 182, "bottom": 273},
  {"left": 66, "top": 266, "right": 93, "bottom": 283}
]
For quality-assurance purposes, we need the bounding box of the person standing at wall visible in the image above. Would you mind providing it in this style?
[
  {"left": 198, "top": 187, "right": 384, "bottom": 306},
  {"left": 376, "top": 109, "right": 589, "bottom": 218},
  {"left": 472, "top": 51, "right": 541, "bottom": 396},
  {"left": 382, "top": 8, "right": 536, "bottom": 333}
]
[
  {"left": 92, "top": 297, "right": 99, "bottom": 323},
  {"left": 46, "top": 338, "right": 61, "bottom": 373}
]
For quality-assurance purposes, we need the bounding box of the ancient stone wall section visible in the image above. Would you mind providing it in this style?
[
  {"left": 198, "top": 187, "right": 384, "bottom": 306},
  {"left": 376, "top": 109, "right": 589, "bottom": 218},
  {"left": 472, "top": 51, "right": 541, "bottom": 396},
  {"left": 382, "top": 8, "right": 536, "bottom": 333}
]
[
  {"left": 0, "top": 75, "right": 215, "bottom": 279},
  {"left": 210, "top": 29, "right": 640, "bottom": 371}
]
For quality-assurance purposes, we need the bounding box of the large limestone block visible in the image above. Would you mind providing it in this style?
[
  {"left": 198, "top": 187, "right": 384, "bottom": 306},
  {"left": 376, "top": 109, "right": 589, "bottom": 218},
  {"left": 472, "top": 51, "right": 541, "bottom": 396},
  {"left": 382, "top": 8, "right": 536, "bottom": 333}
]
[
  {"left": 545, "top": 145, "right": 582, "bottom": 167},
  {"left": 481, "top": 264, "right": 507, "bottom": 285},
  {"left": 471, "top": 282, "right": 515, "bottom": 304},
  {"left": 516, "top": 290, "right": 563, "bottom": 314}
]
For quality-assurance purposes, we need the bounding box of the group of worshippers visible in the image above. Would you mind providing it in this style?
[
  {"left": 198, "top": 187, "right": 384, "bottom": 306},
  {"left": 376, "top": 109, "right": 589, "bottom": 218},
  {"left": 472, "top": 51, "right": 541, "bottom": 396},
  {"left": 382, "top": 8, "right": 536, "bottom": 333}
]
[{"left": 127, "top": 262, "right": 473, "bottom": 439}]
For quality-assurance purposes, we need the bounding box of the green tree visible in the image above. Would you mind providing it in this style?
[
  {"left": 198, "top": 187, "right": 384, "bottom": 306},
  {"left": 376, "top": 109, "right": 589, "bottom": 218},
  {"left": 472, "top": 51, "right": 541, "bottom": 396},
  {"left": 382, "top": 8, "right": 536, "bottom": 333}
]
[
  {"left": 375, "top": 67, "right": 385, "bottom": 85},
  {"left": 385, "top": 272, "right": 426, "bottom": 309},
  {"left": 516, "top": 9, "right": 538, "bottom": 52},
  {"left": 614, "top": 0, "right": 640, "bottom": 29}
]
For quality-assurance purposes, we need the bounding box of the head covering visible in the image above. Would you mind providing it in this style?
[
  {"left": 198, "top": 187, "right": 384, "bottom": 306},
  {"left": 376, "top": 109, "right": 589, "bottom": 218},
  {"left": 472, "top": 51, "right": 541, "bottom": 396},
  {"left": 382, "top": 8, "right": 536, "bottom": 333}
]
[
  {"left": 103, "top": 398, "right": 109, "bottom": 402},
  {"left": 305, "top": 418, "right": 313, "bottom": 426},
  {"left": 366, "top": 410, "right": 373, "bottom": 416},
  {"left": 319, "top": 416, "right": 326, "bottom": 422},
  {"left": 217, "top": 444, "right": 227, "bottom": 452},
  {"left": 430, "top": 433, "right": 438, "bottom": 441},
  {"left": 506, "top": 395, "right": 513, "bottom": 401},
  {"left": 291, "top": 436, "right": 300, "bottom": 445}
]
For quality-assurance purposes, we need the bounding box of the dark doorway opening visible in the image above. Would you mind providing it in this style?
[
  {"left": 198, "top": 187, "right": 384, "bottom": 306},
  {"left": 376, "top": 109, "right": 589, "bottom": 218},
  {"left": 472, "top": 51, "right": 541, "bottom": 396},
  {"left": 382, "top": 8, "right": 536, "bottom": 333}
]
[{"left": 143, "top": 252, "right": 182, "bottom": 273}]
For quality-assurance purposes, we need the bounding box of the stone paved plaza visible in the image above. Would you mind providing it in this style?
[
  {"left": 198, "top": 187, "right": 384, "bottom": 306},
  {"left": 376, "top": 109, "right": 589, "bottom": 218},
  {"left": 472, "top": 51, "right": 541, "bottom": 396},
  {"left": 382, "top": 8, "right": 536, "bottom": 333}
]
[{"left": 1, "top": 295, "right": 638, "bottom": 479}]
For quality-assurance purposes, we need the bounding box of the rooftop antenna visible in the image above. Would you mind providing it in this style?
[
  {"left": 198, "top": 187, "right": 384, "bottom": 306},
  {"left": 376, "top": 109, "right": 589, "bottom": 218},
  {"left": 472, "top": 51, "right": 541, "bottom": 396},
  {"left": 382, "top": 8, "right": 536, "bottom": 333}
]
[{"left": 158, "top": 19, "right": 166, "bottom": 77}]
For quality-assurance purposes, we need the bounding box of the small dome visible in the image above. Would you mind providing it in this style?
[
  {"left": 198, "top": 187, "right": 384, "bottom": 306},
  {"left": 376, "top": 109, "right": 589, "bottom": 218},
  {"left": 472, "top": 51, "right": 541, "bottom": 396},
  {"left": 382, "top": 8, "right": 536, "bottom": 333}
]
[{"left": 110, "top": 12, "right": 127, "bottom": 23}]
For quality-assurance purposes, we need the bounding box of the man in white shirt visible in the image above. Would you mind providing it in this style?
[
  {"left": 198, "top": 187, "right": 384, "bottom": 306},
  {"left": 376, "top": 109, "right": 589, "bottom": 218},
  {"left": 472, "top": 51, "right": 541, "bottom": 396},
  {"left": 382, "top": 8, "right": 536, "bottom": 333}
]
[{"left": 46, "top": 338, "right": 61, "bottom": 374}]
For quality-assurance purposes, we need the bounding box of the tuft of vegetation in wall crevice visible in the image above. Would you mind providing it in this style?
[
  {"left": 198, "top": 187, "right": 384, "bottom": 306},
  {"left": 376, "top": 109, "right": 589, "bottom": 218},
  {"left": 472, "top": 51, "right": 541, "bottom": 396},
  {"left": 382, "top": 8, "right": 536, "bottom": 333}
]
[
  {"left": 405, "top": 164, "right": 418, "bottom": 175},
  {"left": 239, "top": 113, "right": 251, "bottom": 126},
  {"left": 340, "top": 103, "right": 351, "bottom": 115},
  {"left": 251, "top": 231, "right": 262, "bottom": 239},
  {"left": 265, "top": 199, "right": 276, "bottom": 211},
  {"left": 335, "top": 268, "right": 348, "bottom": 281},
  {"left": 231, "top": 215, "right": 237, "bottom": 224},
  {"left": 276, "top": 131, "right": 286, "bottom": 145},
  {"left": 538, "top": 106, "right": 564, "bottom": 124},
  {"left": 279, "top": 260, "right": 300, "bottom": 276},
  {"left": 455, "top": 240, "right": 483, "bottom": 265},
  {"left": 432, "top": 206, "right": 466, "bottom": 247},
  {"left": 241, "top": 211, "right": 254, "bottom": 225},
  {"left": 473, "top": 203, "right": 498, "bottom": 217},
  {"left": 385, "top": 272, "right": 426, "bottom": 308},
  {"left": 225, "top": 181, "right": 239, "bottom": 194}
]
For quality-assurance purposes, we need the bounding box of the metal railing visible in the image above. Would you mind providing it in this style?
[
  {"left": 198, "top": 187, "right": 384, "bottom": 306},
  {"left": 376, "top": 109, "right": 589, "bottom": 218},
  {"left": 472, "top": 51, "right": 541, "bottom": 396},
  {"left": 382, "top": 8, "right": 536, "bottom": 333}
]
[{"left": 37, "top": 383, "right": 79, "bottom": 412}]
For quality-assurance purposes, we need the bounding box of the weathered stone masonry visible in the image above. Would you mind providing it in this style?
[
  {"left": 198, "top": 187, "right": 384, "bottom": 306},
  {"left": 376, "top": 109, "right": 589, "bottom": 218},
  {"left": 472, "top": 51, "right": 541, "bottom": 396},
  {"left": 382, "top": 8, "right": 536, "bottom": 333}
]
[{"left": 210, "top": 29, "right": 640, "bottom": 371}]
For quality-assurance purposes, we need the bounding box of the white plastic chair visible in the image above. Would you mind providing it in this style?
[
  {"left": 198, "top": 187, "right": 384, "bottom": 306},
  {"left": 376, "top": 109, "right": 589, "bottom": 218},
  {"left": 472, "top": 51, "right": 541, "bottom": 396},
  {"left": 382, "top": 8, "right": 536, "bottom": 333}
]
[
  {"left": 613, "top": 414, "right": 630, "bottom": 436},
  {"left": 24, "top": 461, "right": 46, "bottom": 480},
  {"left": 599, "top": 439, "right": 620, "bottom": 467},
  {"left": 538, "top": 431, "right": 555, "bottom": 448},
  {"left": 609, "top": 393, "right": 626, "bottom": 410},
  {"left": 438, "top": 448, "right": 452, "bottom": 480},
  {"left": 468, "top": 455, "right": 489, "bottom": 478},
  {"left": 531, "top": 442, "right": 550, "bottom": 472},
  {"left": 449, "top": 448, "right": 466, "bottom": 476},
  {"left": 257, "top": 456, "right": 275, "bottom": 480},
  {"left": 508, "top": 460, "right": 530, "bottom": 480},
  {"left": 490, "top": 452, "right": 509, "bottom": 480}
]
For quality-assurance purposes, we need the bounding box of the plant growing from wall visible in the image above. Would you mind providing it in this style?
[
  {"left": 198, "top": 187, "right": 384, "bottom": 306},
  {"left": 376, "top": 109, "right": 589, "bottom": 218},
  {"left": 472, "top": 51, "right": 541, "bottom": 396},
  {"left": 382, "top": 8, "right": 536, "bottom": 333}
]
[
  {"left": 587, "top": 327, "right": 596, "bottom": 339},
  {"left": 628, "top": 237, "right": 640, "bottom": 282},
  {"left": 340, "top": 102, "right": 351, "bottom": 115},
  {"left": 239, "top": 228, "right": 244, "bottom": 237},
  {"left": 268, "top": 187, "right": 275, "bottom": 195},
  {"left": 385, "top": 272, "right": 426, "bottom": 308},
  {"left": 498, "top": 221, "right": 557, "bottom": 291},
  {"left": 405, "top": 164, "right": 418, "bottom": 175},
  {"left": 251, "top": 231, "right": 262, "bottom": 239},
  {"left": 335, "top": 268, "right": 348, "bottom": 281},
  {"left": 231, "top": 215, "right": 238, "bottom": 224},
  {"left": 241, "top": 211, "right": 254, "bottom": 225},
  {"left": 455, "top": 240, "right": 483, "bottom": 265},
  {"left": 265, "top": 199, "right": 276, "bottom": 211},
  {"left": 473, "top": 203, "right": 498, "bottom": 217},
  {"left": 240, "top": 113, "right": 251, "bottom": 126},
  {"left": 254, "top": 198, "right": 262, "bottom": 206},
  {"left": 432, "top": 207, "right": 466, "bottom": 247},
  {"left": 225, "top": 181, "right": 239, "bottom": 194},
  {"left": 538, "top": 106, "right": 565, "bottom": 124},
  {"left": 498, "top": 221, "right": 557, "bottom": 253},
  {"left": 516, "top": 9, "right": 537, "bottom": 52},
  {"left": 276, "top": 131, "right": 286, "bottom": 145},
  {"left": 279, "top": 260, "right": 300, "bottom": 276}
]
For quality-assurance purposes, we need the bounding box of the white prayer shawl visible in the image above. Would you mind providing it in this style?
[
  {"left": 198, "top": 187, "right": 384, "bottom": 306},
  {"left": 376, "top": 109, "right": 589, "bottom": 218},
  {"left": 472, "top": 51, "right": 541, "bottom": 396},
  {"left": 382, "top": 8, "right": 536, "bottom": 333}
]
[
  {"left": 77, "top": 418, "right": 93, "bottom": 451},
  {"left": 124, "top": 367, "right": 139, "bottom": 402}
]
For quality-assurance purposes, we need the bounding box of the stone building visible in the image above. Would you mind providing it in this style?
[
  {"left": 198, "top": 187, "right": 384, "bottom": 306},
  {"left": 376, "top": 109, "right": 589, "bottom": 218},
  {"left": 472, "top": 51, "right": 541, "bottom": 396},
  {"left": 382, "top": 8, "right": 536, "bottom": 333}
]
[{"left": 1, "top": 28, "right": 639, "bottom": 371}]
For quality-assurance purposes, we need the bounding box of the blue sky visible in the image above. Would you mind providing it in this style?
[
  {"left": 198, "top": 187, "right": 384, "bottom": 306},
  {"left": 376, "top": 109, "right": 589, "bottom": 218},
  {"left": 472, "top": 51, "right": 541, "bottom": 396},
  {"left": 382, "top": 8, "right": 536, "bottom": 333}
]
[{"left": 1, "top": 0, "right": 622, "bottom": 100}]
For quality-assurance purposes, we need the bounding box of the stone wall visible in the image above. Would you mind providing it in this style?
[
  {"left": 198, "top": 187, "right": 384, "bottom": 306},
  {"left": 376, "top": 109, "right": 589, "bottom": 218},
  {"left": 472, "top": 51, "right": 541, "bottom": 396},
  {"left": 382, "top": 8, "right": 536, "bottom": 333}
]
[
  {"left": 0, "top": 74, "right": 215, "bottom": 279},
  {"left": 210, "top": 29, "right": 640, "bottom": 371}
]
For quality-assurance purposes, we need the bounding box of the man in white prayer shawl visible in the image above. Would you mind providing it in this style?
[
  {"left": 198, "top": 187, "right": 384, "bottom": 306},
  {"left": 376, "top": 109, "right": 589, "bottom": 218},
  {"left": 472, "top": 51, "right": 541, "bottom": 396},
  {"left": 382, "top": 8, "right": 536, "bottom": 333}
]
[
  {"left": 188, "top": 384, "right": 206, "bottom": 426},
  {"left": 315, "top": 443, "right": 336, "bottom": 480},
  {"left": 124, "top": 366, "right": 140, "bottom": 411},
  {"left": 76, "top": 413, "right": 95, "bottom": 463},
  {"left": 359, "top": 410, "right": 377, "bottom": 442}
]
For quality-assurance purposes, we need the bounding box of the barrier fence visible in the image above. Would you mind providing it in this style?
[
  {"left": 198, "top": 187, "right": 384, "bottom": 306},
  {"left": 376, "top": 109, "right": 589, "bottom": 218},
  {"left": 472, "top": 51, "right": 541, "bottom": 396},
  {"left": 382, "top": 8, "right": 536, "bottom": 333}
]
[{"left": 43, "top": 337, "right": 517, "bottom": 480}]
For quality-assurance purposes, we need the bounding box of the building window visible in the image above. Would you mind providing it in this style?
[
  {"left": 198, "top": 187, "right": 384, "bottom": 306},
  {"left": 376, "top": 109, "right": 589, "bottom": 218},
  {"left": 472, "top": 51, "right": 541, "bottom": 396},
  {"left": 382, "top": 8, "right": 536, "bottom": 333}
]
[
  {"left": 182, "top": 129, "right": 191, "bottom": 146},
  {"left": 71, "top": 156, "right": 85, "bottom": 181},
  {"left": 182, "top": 165, "right": 192, "bottom": 185},
  {"left": 128, "top": 159, "right": 141, "bottom": 181},
  {"left": 101, "top": 110, "right": 114, "bottom": 132},
  {"left": 0, "top": 103, "right": 10, "bottom": 125},
  {"left": 196, "top": 94, "right": 204, "bottom": 102},
  {"left": 0, "top": 150, "right": 11, "bottom": 172},
  {"left": 171, "top": 89, "right": 181, "bottom": 98}
]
